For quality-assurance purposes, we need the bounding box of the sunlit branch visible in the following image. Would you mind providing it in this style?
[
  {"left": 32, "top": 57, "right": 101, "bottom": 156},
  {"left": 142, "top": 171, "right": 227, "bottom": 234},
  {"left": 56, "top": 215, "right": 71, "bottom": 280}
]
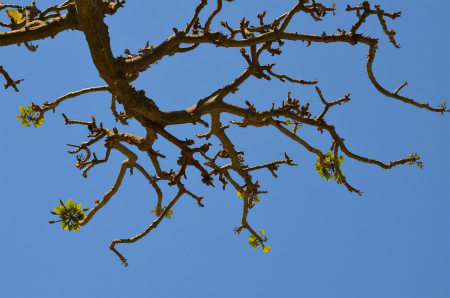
[
  {"left": 327, "top": 126, "right": 420, "bottom": 169},
  {"left": 32, "top": 86, "right": 110, "bottom": 122},
  {"left": 0, "top": 65, "right": 23, "bottom": 91},
  {"left": 333, "top": 145, "right": 362, "bottom": 195},
  {"left": 78, "top": 158, "right": 132, "bottom": 226},
  {"left": 204, "top": 0, "right": 222, "bottom": 33},
  {"left": 109, "top": 189, "right": 185, "bottom": 266},
  {"left": 0, "top": 13, "right": 77, "bottom": 46},
  {"left": 366, "top": 44, "right": 448, "bottom": 113},
  {"left": 185, "top": 0, "right": 207, "bottom": 33}
]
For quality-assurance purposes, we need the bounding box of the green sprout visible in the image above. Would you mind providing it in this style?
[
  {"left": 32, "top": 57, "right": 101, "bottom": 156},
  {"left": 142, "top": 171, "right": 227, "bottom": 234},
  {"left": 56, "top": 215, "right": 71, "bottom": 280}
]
[
  {"left": 407, "top": 153, "right": 423, "bottom": 169},
  {"left": 248, "top": 229, "right": 270, "bottom": 252},
  {"left": 237, "top": 190, "right": 260, "bottom": 203},
  {"left": 15, "top": 104, "right": 44, "bottom": 128},
  {"left": 151, "top": 205, "right": 173, "bottom": 219},
  {"left": 285, "top": 119, "right": 303, "bottom": 132},
  {"left": 50, "top": 198, "right": 85, "bottom": 232},
  {"left": 437, "top": 100, "right": 448, "bottom": 111},
  {"left": 315, "top": 151, "right": 345, "bottom": 184}
]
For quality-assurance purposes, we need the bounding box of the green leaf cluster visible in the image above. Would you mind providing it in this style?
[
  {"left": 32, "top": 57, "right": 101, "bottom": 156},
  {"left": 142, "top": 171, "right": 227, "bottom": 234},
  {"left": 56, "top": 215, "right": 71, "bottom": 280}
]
[
  {"left": 53, "top": 199, "right": 85, "bottom": 232},
  {"left": 314, "top": 151, "right": 346, "bottom": 184},
  {"left": 407, "top": 153, "right": 423, "bottom": 169},
  {"left": 15, "top": 104, "right": 44, "bottom": 128},
  {"left": 237, "top": 191, "right": 260, "bottom": 203},
  {"left": 438, "top": 100, "right": 448, "bottom": 111},
  {"left": 248, "top": 229, "right": 270, "bottom": 253},
  {"left": 285, "top": 119, "right": 303, "bottom": 132},
  {"left": 151, "top": 205, "right": 173, "bottom": 219}
]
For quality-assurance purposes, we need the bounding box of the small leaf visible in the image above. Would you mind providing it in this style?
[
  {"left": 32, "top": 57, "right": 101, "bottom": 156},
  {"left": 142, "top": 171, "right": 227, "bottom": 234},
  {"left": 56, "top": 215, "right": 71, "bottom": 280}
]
[
  {"left": 7, "top": 9, "right": 24, "bottom": 22},
  {"left": 259, "top": 229, "right": 265, "bottom": 235},
  {"left": 72, "top": 223, "right": 80, "bottom": 231},
  {"left": 165, "top": 210, "right": 173, "bottom": 219},
  {"left": 236, "top": 191, "right": 243, "bottom": 199},
  {"left": 74, "top": 203, "right": 82, "bottom": 210},
  {"left": 262, "top": 246, "right": 271, "bottom": 253},
  {"left": 65, "top": 198, "right": 74, "bottom": 207},
  {"left": 19, "top": 106, "right": 26, "bottom": 114},
  {"left": 248, "top": 238, "right": 258, "bottom": 248},
  {"left": 249, "top": 234, "right": 256, "bottom": 240},
  {"left": 54, "top": 206, "right": 62, "bottom": 214},
  {"left": 62, "top": 221, "right": 69, "bottom": 230},
  {"left": 15, "top": 115, "right": 20, "bottom": 119}
]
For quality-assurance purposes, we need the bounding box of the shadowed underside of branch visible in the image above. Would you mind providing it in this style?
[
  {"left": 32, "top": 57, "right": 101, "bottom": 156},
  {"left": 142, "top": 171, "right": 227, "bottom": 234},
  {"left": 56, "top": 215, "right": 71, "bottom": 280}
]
[{"left": 1, "top": 0, "right": 448, "bottom": 266}]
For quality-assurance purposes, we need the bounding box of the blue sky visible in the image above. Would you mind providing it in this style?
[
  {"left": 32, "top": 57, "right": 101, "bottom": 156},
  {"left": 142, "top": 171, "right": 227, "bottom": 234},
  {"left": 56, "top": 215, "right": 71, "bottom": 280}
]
[{"left": 0, "top": 1, "right": 449, "bottom": 297}]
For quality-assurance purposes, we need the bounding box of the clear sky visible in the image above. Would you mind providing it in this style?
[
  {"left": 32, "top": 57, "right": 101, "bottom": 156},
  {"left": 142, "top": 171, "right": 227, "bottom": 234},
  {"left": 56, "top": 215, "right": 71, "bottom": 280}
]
[{"left": 1, "top": 1, "right": 449, "bottom": 298}]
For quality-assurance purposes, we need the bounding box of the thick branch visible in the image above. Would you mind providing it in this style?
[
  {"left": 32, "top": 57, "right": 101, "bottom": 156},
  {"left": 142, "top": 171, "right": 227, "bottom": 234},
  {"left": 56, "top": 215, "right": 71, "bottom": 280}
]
[{"left": 0, "top": 13, "right": 77, "bottom": 46}]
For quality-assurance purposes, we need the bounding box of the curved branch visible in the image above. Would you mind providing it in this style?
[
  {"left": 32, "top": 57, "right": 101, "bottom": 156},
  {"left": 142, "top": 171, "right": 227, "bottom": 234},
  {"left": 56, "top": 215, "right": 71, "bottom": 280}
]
[
  {"left": 0, "top": 65, "right": 23, "bottom": 91},
  {"left": 204, "top": 0, "right": 222, "bottom": 32},
  {"left": 109, "top": 189, "right": 185, "bottom": 266},
  {"left": 366, "top": 43, "right": 448, "bottom": 113},
  {"left": 185, "top": 0, "right": 207, "bottom": 33},
  {"left": 32, "top": 86, "right": 109, "bottom": 122},
  {"left": 328, "top": 125, "right": 420, "bottom": 170},
  {"left": 78, "top": 158, "right": 132, "bottom": 226}
]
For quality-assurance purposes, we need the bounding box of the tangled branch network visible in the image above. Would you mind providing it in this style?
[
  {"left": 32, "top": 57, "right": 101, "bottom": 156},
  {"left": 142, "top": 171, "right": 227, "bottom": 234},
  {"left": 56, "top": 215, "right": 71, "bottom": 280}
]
[{"left": 1, "top": 0, "right": 448, "bottom": 266}]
